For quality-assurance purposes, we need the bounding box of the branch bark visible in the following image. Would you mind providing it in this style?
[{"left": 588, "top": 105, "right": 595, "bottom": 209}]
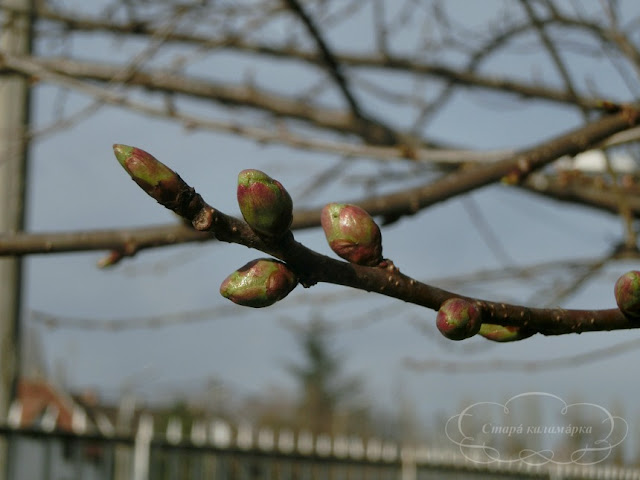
[
  {"left": 0, "top": 108, "right": 638, "bottom": 257},
  {"left": 0, "top": 3, "right": 609, "bottom": 111},
  {"left": 0, "top": 53, "right": 403, "bottom": 145},
  {"left": 103, "top": 147, "right": 639, "bottom": 337}
]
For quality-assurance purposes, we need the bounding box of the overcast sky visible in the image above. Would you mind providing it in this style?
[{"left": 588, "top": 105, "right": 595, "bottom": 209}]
[{"left": 17, "top": 0, "right": 640, "bottom": 460}]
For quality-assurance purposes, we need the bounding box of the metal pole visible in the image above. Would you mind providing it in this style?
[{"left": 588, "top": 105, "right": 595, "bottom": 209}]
[{"left": 0, "top": 1, "right": 34, "bottom": 479}]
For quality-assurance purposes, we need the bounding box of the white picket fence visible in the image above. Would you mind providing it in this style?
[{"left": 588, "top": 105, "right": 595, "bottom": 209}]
[{"left": 3, "top": 399, "right": 640, "bottom": 480}]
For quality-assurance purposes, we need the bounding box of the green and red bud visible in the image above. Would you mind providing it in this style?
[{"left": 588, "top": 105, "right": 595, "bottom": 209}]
[
  {"left": 113, "top": 144, "right": 189, "bottom": 206},
  {"left": 320, "top": 203, "right": 383, "bottom": 266},
  {"left": 220, "top": 258, "right": 298, "bottom": 308},
  {"left": 97, "top": 250, "right": 124, "bottom": 269},
  {"left": 436, "top": 298, "right": 482, "bottom": 341},
  {"left": 237, "top": 169, "right": 293, "bottom": 238},
  {"left": 478, "top": 323, "right": 533, "bottom": 342},
  {"left": 614, "top": 270, "right": 640, "bottom": 319}
]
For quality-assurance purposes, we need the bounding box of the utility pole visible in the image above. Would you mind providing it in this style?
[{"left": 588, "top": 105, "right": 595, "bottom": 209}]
[{"left": 0, "top": 1, "right": 34, "bottom": 479}]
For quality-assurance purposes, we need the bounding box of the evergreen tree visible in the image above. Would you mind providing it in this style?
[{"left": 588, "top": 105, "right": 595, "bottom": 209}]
[{"left": 285, "top": 317, "right": 365, "bottom": 436}]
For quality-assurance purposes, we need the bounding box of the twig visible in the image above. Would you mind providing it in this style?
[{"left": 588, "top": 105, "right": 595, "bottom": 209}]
[
  {"left": 0, "top": 3, "right": 611, "bottom": 111},
  {"left": 0, "top": 109, "right": 638, "bottom": 257},
  {"left": 29, "top": 256, "right": 607, "bottom": 332},
  {"left": 519, "top": 0, "right": 582, "bottom": 106},
  {"left": 542, "top": 251, "right": 611, "bottom": 307},
  {"left": 522, "top": 173, "right": 640, "bottom": 222},
  {"left": 522, "top": 0, "right": 638, "bottom": 250},
  {"left": 0, "top": 53, "right": 402, "bottom": 145},
  {"left": 282, "top": 0, "right": 361, "bottom": 117},
  {"left": 101, "top": 146, "right": 639, "bottom": 336},
  {"left": 405, "top": 337, "right": 640, "bottom": 372},
  {"left": 460, "top": 196, "right": 516, "bottom": 266}
]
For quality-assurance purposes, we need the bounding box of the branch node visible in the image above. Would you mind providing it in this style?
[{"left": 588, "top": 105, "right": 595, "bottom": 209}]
[{"left": 192, "top": 206, "right": 214, "bottom": 231}]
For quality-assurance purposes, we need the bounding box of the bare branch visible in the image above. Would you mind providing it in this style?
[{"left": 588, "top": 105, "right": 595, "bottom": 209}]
[
  {"left": 519, "top": 0, "right": 582, "bottom": 107},
  {"left": 282, "top": 0, "right": 361, "bottom": 116},
  {"left": 523, "top": 172, "right": 640, "bottom": 221},
  {"left": 0, "top": 108, "right": 638, "bottom": 258},
  {"left": 3, "top": 0, "right": 640, "bottom": 350},
  {"left": 0, "top": 111, "right": 635, "bottom": 256},
  {"left": 99, "top": 143, "right": 639, "bottom": 337},
  {"left": 405, "top": 337, "right": 640, "bottom": 372},
  {"left": 0, "top": 53, "right": 402, "bottom": 145},
  {"left": 521, "top": 0, "right": 639, "bottom": 249},
  {"left": 1, "top": 3, "right": 612, "bottom": 111}
]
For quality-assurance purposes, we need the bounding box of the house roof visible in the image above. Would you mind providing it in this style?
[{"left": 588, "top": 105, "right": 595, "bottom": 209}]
[{"left": 16, "top": 378, "right": 76, "bottom": 431}]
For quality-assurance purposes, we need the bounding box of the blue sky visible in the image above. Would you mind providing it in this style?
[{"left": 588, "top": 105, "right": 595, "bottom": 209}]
[{"left": 17, "top": 0, "right": 640, "bottom": 460}]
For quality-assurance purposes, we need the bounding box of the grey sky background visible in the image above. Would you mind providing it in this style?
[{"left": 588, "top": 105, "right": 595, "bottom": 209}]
[{"left": 17, "top": 0, "right": 640, "bottom": 458}]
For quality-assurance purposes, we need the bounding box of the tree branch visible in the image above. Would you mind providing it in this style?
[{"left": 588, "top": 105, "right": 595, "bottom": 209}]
[
  {"left": 0, "top": 53, "right": 402, "bottom": 145},
  {"left": 100, "top": 145, "right": 638, "bottom": 337},
  {"left": 0, "top": 108, "right": 638, "bottom": 257},
  {"left": 282, "top": 0, "right": 361, "bottom": 117},
  {"left": 1, "top": 3, "right": 611, "bottom": 111},
  {"left": 405, "top": 337, "right": 640, "bottom": 373}
]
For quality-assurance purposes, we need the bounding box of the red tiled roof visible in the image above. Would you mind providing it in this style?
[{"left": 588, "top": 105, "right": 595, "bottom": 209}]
[{"left": 17, "top": 379, "right": 74, "bottom": 430}]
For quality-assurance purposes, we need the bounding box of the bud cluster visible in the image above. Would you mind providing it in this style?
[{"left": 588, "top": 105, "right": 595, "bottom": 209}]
[
  {"left": 113, "top": 148, "right": 540, "bottom": 341},
  {"left": 218, "top": 170, "right": 299, "bottom": 307}
]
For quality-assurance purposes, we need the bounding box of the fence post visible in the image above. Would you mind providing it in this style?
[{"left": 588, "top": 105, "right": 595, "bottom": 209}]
[
  {"left": 71, "top": 404, "right": 87, "bottom": 434},
  {"left": 211, "top": 419, "right": 231, "bottom": 448},
  {"left": 166, "top": 417, "right": 182, "bottom": 445},
  {"left": 6, "top": 400, "right": 21, "bottom": 429},
  {"left": 277, "top": 429, "right": 295, "bottom": 453},
  {"left": 191, "top": 419, "right": 207, "bottom": 446},
  {"left": 236, "top": 422, "right": 253, "bottom": 450},
  {"left": 133, "top": 413, "right": 153, "bottom": 480},
  {"left": 400, "top": 446, "right": 417, "bottom": 480},
  {"left": 114, "top": 394, "right": 137, "bottom": 480}
]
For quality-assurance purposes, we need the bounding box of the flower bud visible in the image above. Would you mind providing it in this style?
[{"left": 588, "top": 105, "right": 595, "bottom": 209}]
[
  {"left": 436, "top": 298, "right": 482, "bottom": 341},
  {"left": 113, "top": 144, "right": 188, "bottom": 206},
  {"left": 614, "top": 270, "right": 640, "bottom": 319},
  {"left": 97, "top": 250, "right": 124, "bottom": 268},
  {"left": 321, "top": 203, "right": 383, "bottom": 266},
  {"left": 237, "top": 169, "right": 293, "bottom": 237},
  {"left": 220, "top": 258, "right": 297, "bottom": 308},
  {"left": 479, "top": 324, "right": 533, "bottom": 342}
]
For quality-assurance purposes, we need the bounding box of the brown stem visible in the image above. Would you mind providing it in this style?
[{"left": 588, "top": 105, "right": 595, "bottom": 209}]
[
  {"left": 3, "top": 4, "right": 608, "bottom": 111},
  {"left": 104, "top": 148, "right": 638, "bottom": 337},
  {"left": 169, "top": 200, "right": 638, "bottom": 337},
  {"left": 1, "top": 108, "right": 638, "bottom": 256}
]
